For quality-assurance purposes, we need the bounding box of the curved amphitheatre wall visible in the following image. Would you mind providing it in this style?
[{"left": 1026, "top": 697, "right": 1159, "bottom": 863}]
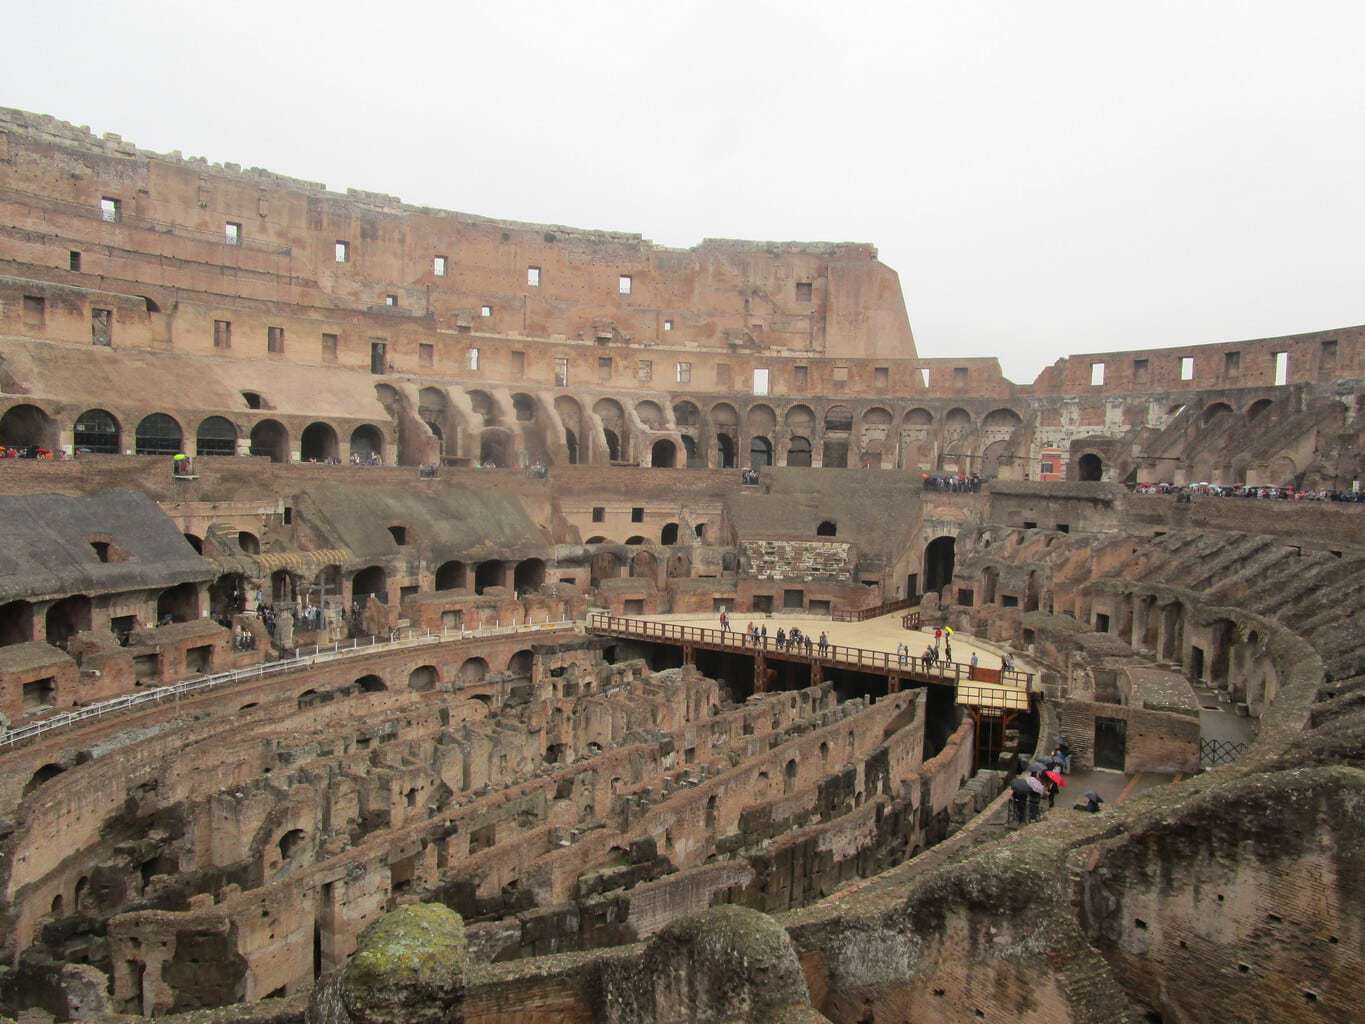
[{"left": 0, "top": 105, "right": 1360, "bottom": 1023}]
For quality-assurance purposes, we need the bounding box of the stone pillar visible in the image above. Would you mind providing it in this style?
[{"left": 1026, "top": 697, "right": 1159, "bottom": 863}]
[{"left": 754, "top": 652, "right": 767, "bottom": 694}]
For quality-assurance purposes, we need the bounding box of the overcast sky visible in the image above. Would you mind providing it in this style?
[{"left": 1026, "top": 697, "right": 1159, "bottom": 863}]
[{"left": 5, "top": 1, "right": 1363, "bottom": 382}]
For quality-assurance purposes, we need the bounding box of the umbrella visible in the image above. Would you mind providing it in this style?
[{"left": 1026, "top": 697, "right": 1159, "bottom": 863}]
[
  {"left": 944, "top": 626, "right": 954, "bottom": 636},
  {"left": 1009, "top": 777, "right": 1032, "bottom": 795},
  {"left": 1083, "top": 790, "right": 1102, "bottom": 801},
  {"left": 172, "top": 452, "right": 188, "bottom": 461},
  {"left": 1025, "top": 775, "right": 1047, "bottom": 795},
  {"left": 1043, "top": 770, "right": 1066, "bottom": 788},
  {"left": 1029, "top": 761, "right": 1050, "bottom": 774}
]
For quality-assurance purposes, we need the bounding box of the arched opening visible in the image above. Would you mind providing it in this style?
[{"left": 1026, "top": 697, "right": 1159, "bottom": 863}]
[
  {"left": 564, "top": 428, "right": 580, "bottom": 464},
  {"left": 750, "top": 436, "right": 773, "bottom": 468},
  {"left": 75, "top": 877, "right": 90, "bottom": 913},
  {"left": 252, "top": 417, "right": 292, "bottom": 464},
  {"left": 787, "top": 436, "right": 812, "bottom": 467},
  {"left": 300, "top": 422, "right": 340, "bottom": 463},
  {"left": 349, "top": 425, "right": 384, "bottom": 463},
  {"left": 408, "top": 665, "right": 438, "bottom": 692},
  {"left": 1202, "top": 402, "right": 1234, "bottom": 425},
  {"left": 184, "top": 533, "right": 203, "bottom": 554},
  {"left": 241, "top": 391, "right": 266, "bottom": 410},
  {"left": 660, "top": 523, "right": 680, "bottom": 546},
  {"left": 514, "top": 558, "right": 546, "bottom": 593},
  {"left": 238, "top": 531, "right": 260, "bottom": 555},
  {"left": 134, "top": 413, "right": 183, "bottom": 455},
  {"left": 73, "top": 409, "right": 121, "bottom": 454},
  {"left": 784, "top": 758, "right": 798, "bottom": 796},
  {"left": 356, "top": 674, "right": 387, "bottom": 693},
  {"left": 195, "top": 416, "right": 238, "bottom": 457},
  {"left": 1078, "top": 453, "right": 1103, "bottom": 482},
  {"left": 507, "top": 649, "right": 533, "bottom": 676},
  {"left": 512, "top": 393, "right": 537, "bottom": 422},
  {"left": 24, "top": 763, "right": 65, "bottom": 796},
  {"left": 982, "top": 566, "right": 999, "bottom": 604},
  {"left": 824, "top": 405, "right": 853, "bottom": 432},
  {"left": 924, "top": 536, "right": 956, "bottom": 596},
  {"left": 680, "top": 434, "right": 703, "bottom": 468},
  {"left": 717, "top": 434, "right": 736, "bottom": 468},
  {"left": 651, "top": 439, "right": 677, "bottom": 468},
  {"left": 435, "top": 560, "right": 467, "bottom": 591},
  {"left": 705, "top": 794, "right": 718, "bottom": 831},
  {"left": 0, "top": 404, "right": 58, "bottom": 451},
  {"left": 351, "top": 565, "right": 388, "bottom": 605},
  {"left": 1246, "top": 399, "right": 1274, "bottom": 423},
  {"left": 156, "top": 582, "right": 199, "bottom": 624},
  {"left": 816, "top": 520, "right": 837, "bottom": 537},
  {"left": 625, "top": 536, "right": 647, "bottom": 545},
  {"left": 458, "top": 657, "right": 488, "bottom": 683},
  {"left": 983, "top": 408, "right": 1023, "bottom": 430},
  {"left": 296, "top": 689, "right": 323, "bottom": 709},
  {"left": 981, "top": 440, "right": 1010, "bottom": 479},
  {"left": 821, "top": 438, "right": 849, "bottom": 468},
  {"left": 277, "top": 829, "right": 307, "bottom": 861},
  {"left": 0, "top": 599, "right": 34, "bottom": 646},
  {"left": 479, "top": 430, "right": 513, "bottom": 468},
  {"left": 603, "top": 428, "right": 622, "bottom": 462},
  {"left": 45, "top": 595, "right": 92, "bottom": 648},
  {"left": 209, "top": 572, "right": 246, "bottom": 621},
  {"left": 590, "top": 550, "right": 624, "bottom": 585},
  {"left": 475, "top": 561, "right": 506, "bottom": 594}
]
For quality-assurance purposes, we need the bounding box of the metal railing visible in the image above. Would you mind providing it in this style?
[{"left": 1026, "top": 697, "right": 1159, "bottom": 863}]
[
  {"left": 956, "top": 681, "right": 1031, "bottom": 710},
  {"left": 587, "top": 613, "right": 1033, "bottom": 689},
  {"left": 0, "top": 620, "right": 577, "bottom": 750},
  {"left": 902, "top": 609, "right": 922, "bottom": 630},
  {"left": 1200, "top": 737, "right": 1248, "bottom": 767},
  {"left": 831, "top": 596, "right": 920, "bottom": 623}
]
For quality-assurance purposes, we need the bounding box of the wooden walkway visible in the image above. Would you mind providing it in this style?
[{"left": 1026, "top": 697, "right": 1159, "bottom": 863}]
[{"left": 587, "top": 613, "right": 1034, "bottom": 697}]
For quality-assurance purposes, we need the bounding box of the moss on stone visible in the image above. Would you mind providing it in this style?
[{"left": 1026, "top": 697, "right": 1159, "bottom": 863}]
[{"left": 340, "top": 903, "right": 466, "bottom": 1024}]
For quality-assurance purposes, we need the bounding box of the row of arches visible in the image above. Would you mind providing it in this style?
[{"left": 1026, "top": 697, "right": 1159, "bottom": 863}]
[{"left": 2, "top": 405, "right": 387, "bottom": 463}]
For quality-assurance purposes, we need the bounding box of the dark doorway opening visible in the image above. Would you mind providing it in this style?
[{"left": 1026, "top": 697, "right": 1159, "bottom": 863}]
[
  {"left": 1094, "top": 716, "right": 1127, "bottom": 770},
  {"left": 924, "top": 536, "right": 956, "bottom": 597}
]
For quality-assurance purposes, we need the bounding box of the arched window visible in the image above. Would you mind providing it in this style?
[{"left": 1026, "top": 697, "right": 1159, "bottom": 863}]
[
  {"left": 195, "top": 416, "right": 237, "bottom": 457},
  {"left": 74, "top": 409, "right": 120, "bottom": 454},
  {"left": 135, "top": 413, "right": 183, "bottom": 455},
  {"left": 816, "top": 520, "right": 837, "bottom": 537}
]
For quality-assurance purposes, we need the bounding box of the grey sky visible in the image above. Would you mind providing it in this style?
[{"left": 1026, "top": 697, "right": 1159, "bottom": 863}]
[{"left": 5, "top": 1, "right": 1363, "bottom": 383}]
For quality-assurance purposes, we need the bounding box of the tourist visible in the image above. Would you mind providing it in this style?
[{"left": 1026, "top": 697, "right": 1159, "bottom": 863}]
[
  {"left": 944, "top": 639, "right": 952, "bottom": 663},
  {"left": 760, "top": 624, "right": 768, "bottom": 646},
  {"left": 969, "top": 651, "right": 979, "bottom": 679},
  {"left": 1074, "top": 790, "right": 1103, "bottom": 813},
  {"left": 934, "top": 626, "right": 942, "bottom": 653},
  {"left": 804, "top": 634, "right": 813, "bottom": 656},
  {"left": 1055, "top": 735, "right": 1072, "bottom": 774},
  {"left": 775, "top": 627, "right": 786, "bottom": 650},
  {"left": 818, "top": 631, "right": 828, "bottom": 656},
  {"left": 719, "top": 610, "right": 729, "bottom": 632},
  {"left": 1009, "top": 775, "right": 1031, "bottom": 825},
  {"left": 744, "top": 621, "right": 754, "bottom": 645},
  {"left": 1026, "top": 771, "right": 1046, "bottom": 821}
]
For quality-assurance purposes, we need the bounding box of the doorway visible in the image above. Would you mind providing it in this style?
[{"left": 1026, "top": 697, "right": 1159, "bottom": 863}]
[{"left": 1094, "top": 717, "right": 1127, "bottom": 770}]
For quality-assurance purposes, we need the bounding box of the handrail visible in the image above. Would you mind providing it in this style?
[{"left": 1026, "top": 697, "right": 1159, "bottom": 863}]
[
  {"left": 0, "top": 620, "right": 577, "bottom": 750},
  {"left": 587, "top": 613, "right": 1033, "bottom": 690},
  {"left": 831, "top": 596, "right": 920, "bottom": 623}
]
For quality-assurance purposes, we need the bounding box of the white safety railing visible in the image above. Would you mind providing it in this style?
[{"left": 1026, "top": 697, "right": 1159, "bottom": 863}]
[{"left": 0, "top": 620, "right": 579, "bottom": 750}]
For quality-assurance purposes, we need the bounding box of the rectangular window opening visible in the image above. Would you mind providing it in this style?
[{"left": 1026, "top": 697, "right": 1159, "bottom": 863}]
[
  {"left": 225, "top": 222, "right": 241, "bottom": 245},
  {"left": 663, "top": 319, "right": 673, "bottom": 332},
  {"left": 384, "top": 294, "right": 398, "bottom": 307},
  {"left": 598, "top": 356, "right": 613, "bottom": 382},
  {"left": 874, "top": 366, "right": 890, "bottom": 389},
  {"left": 796, "top": 281, "right": 813, "bottom": 302},
  {"left": 527, "top": 266, "right": 540, "bottom": 287},
  {"left": 321, "top": 333, "right": 338, "bottom": 362},
  {"left": 1224, "top": 351, "right": 1240, "bottom": 376},
  {"left": 555, "top": 357, "right": 568, "bottom": 386},
  {"left": 832, "top": 365, "right": 849, "bottom": 384},
  {"left": 631, "top": 507, "right": 644, "bottom": 523},
  {"left": 1179, "top": 356, "right": 1195, "bottom": 381},
  {"left": 675, "top": 361, "right": 691, "bottom": 384},
  {"left": 213, "top": 319, "right": 232, "bottom": 349},
  {"left": 22, "top": 295, "right": 44, "bottom": 327},
  {"left": 91, "top": 308, "right": 112, "bottom": 346},
  {"left": 1090, "top": 362, "right": 1105, "bottom": 386},
  {"left": 636, "top": 359, "right": 653, "bottom": 383},
  {"left": 419, "top": 343, "right": 434, "bottom": 368},
  {"left": 433, "top": 255, "right": 447, "bottom": 277},
  {"left": 100, "top": 197, "right": 121, "bottom": 223},
  {"left": 794, "top": 365, "right": 809, "bottom": 389},
  {"left": 480, "top": 305, "right": 492, "bottom": 317},
  {"left": 953, "top": 366, "right": 969, "bottom": 386},
  {"left": 752, "top": 367, "right": 770, "bottom": 395},
  {"left": 267, "top": 326, "right": 285, "bottom": 354},
  {"left": 1133, "top": 358, "right": 1149, "bottom": 383},
  {"left": 335, "top": 240, "right": 349, "bottom": 263},
  {"left": 619, "top": 274, "right": 632, "bottom": 295},
  {"left": 467, "top": 347, "right": 480, "bottom": 371},
  {"left": 511, "top": 351, "right": 526, "bottom": 375},
  {"left": 69, "top": 250, "right": 81, "bottom": 272},
  {"left": 592, "top": 506, "right": 605, "bottom": 523},
  {"left": 1274, "top": 351, "right": 1289, "bottom": 386}
]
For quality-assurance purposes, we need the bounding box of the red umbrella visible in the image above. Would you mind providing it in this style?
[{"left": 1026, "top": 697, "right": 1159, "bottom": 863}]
[{"left": 1044, "top": 770, "right": 1067, "bottom": 788}]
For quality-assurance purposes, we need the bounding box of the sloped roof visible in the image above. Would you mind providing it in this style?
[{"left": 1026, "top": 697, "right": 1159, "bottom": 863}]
[{"left": 0, "top": 491, "right": 212, "bottom": 603}]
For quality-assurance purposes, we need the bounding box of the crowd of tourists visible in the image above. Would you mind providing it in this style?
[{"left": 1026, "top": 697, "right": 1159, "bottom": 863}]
[
  {"left": 1009, "top": 736, "right": 1106, "bottom": 825},
  {"left": 922, "top": 473, "right": 983, "bottom": 493},
  {"left": 1133, "top": 481, "right": 1363, "bottom": 502}
]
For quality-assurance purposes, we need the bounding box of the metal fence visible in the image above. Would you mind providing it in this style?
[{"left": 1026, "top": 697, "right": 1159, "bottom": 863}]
[
  {"left": 1200, "top": 737, "right": 1249, "bottom": 767},
  {"left": 0, "top": 620, "right": 577, "bottom": 750}
]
